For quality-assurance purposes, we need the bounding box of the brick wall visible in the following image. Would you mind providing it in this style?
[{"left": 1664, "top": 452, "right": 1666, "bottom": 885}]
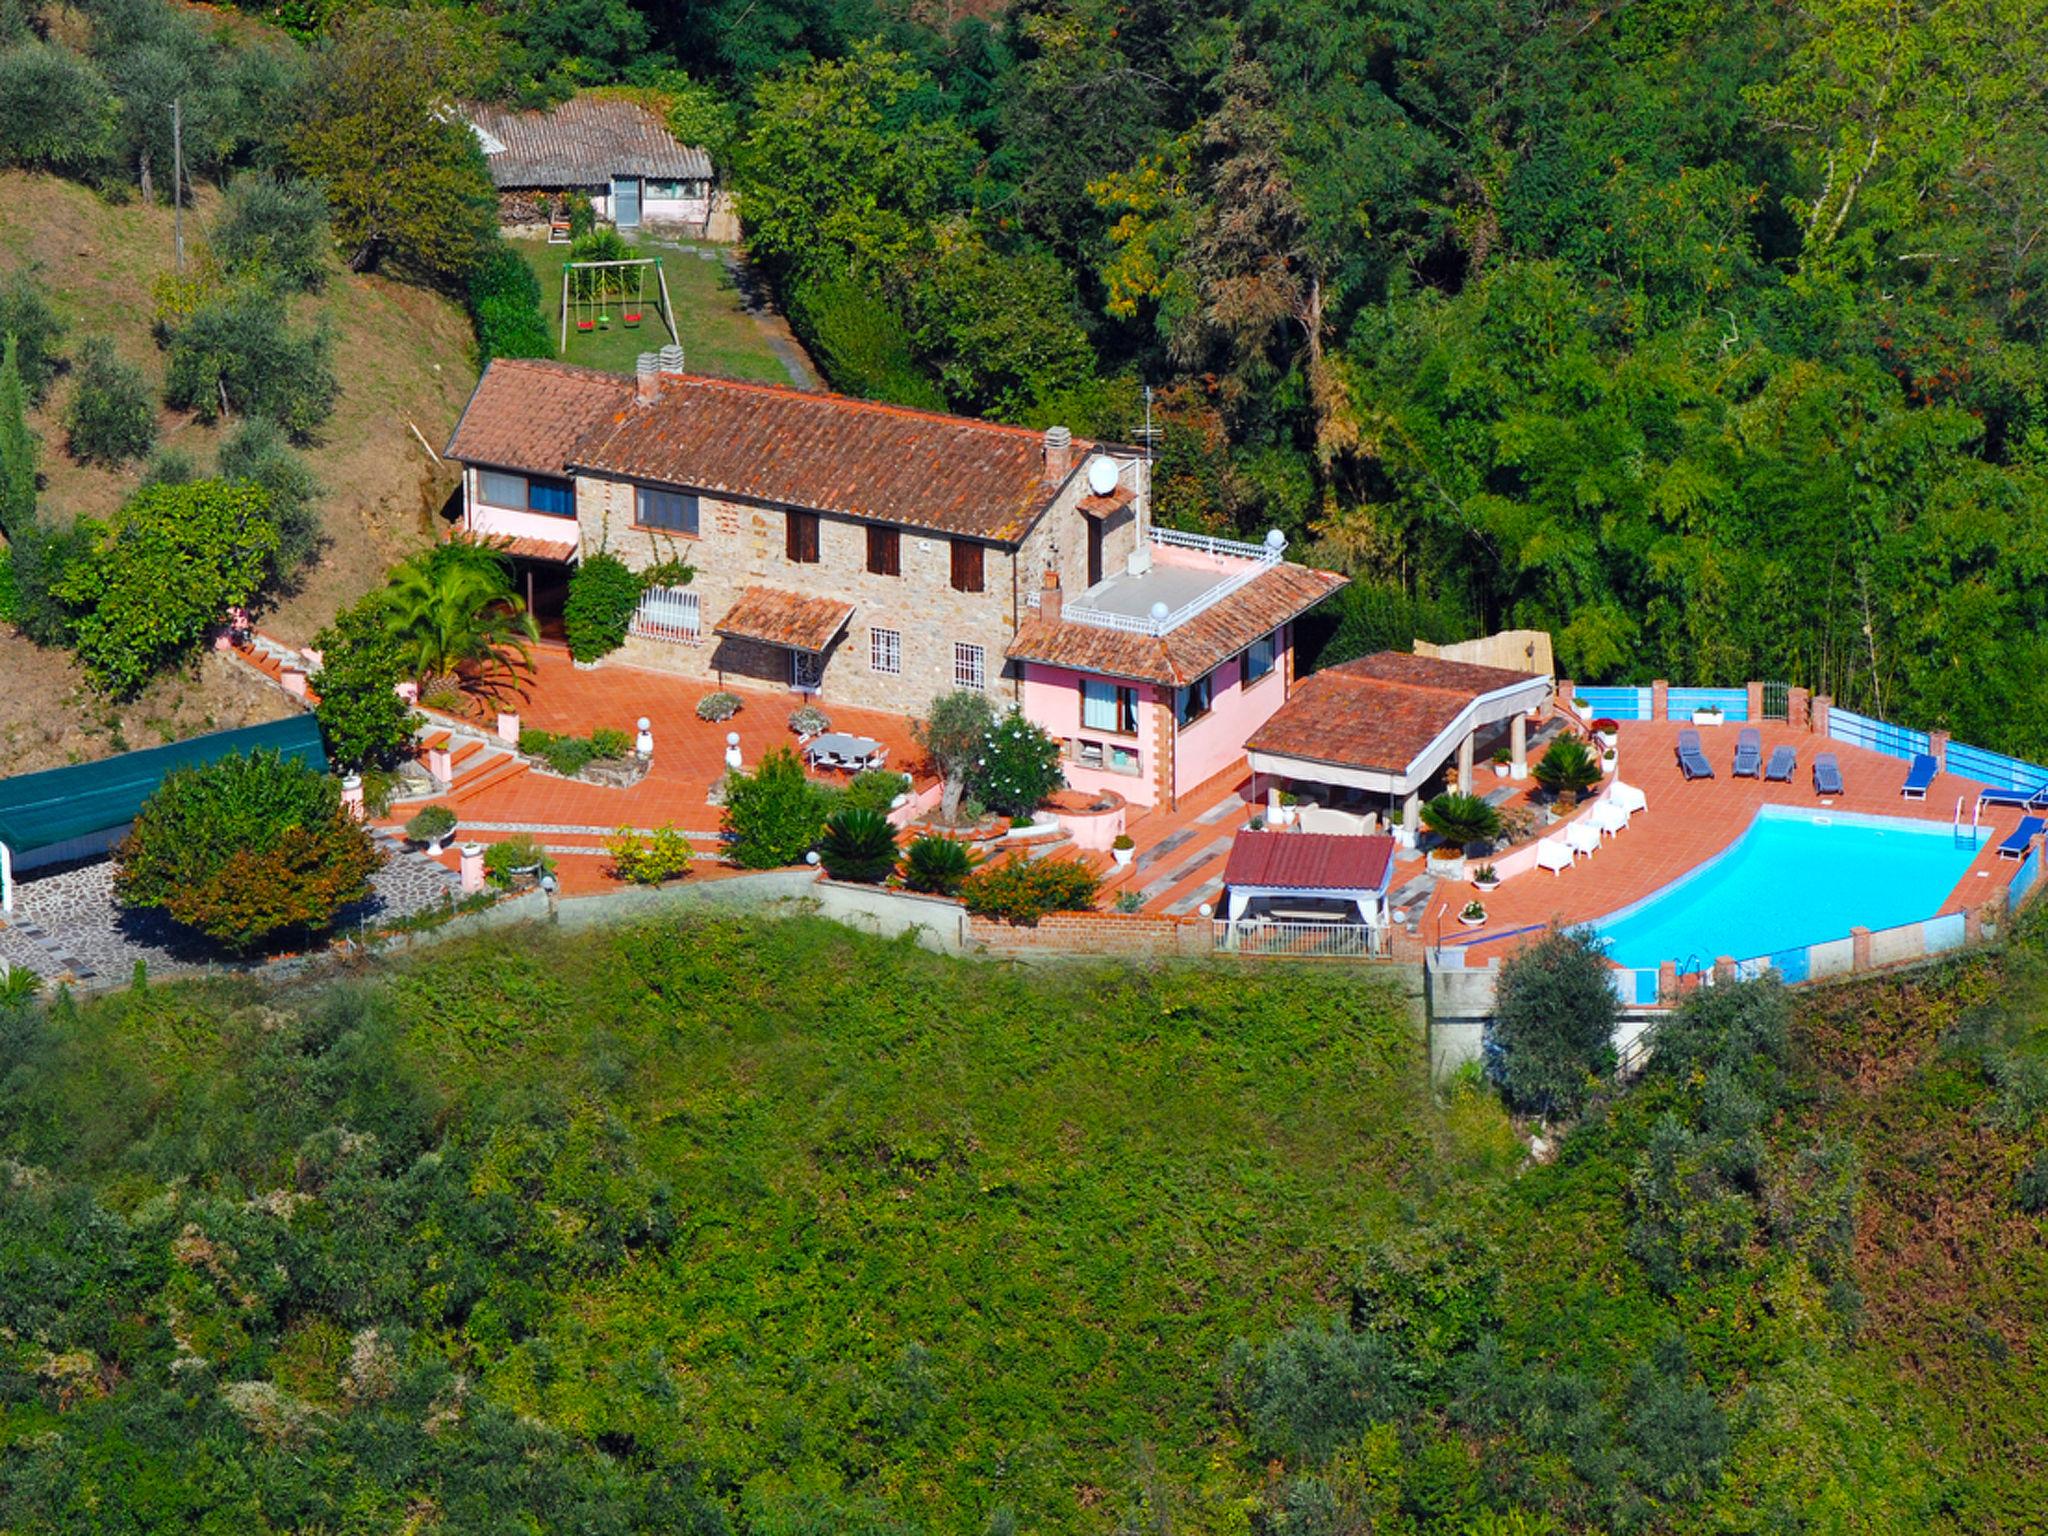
[{"left": 967, "top": 910, "right": 1211, "bottom": 956}]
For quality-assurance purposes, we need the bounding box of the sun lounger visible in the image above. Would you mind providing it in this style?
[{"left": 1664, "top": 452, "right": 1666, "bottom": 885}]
[
  {"left": 1977, "top": 782, "right": 2048, "bottom": 812},
  {"left": 1676, "top": 728, "right": 1714, "bottom": 780},
  {"left": 1764, "top": 745, "right": 1797, "bottom": 782},
  {"left": 1610, "top": 779, "right": 1647, "bottom": 815},
  {"left": 1812, "top": 752, "right": 1844, "bottom": 796},
  {"left": 1900, "top": 753, "right": 1937, "bottom": 800},
  {"left": 1732, "top": 727, "right": 1762, "bottom": 778},
  {"left": 1564, "top": 820, "right": 1601, "bottom": 858},
  {"left": 1997, "top": 815, "right": 2045, "bottom": 860},
  {"left": 1536, "top": 836, "right": 1573, "bottom": 876}
]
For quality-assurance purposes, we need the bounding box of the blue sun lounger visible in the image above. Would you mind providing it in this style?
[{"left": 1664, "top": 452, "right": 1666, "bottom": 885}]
[
  {"left": 1765, "top": 745, "right": 1797, "bottom": 782},
  {"left": 1997, "top": 816, "right": 2045, "bottom": 861},
  {"left": 1812, "top": 752, "right": 1844, "bottom": 796},
  {"left": 1676, "top": 728, "right": 1714, "bottom": 780},
  {"left": 1732, "top": 727, "right": 1762, "bottom": 778},
  {"left": 1978, "top": 781, "right": 2048, "bottom": 812},
  {"left": 1900, "top": 753, "right": 1937, "bottom": 800}
]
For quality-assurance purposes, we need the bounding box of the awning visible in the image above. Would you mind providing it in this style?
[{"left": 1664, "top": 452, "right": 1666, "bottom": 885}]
[
  {"left": 713, "top": 586, "right": 855, "bottom": 653},
  {"left": 1077, "top": 485, "right": 1135, "bottom": 520},
  {"left": 0, "top": 714, "right": 328, "bottom": 860},
  {"left": 492, "top": 536, "right": 578, "bottom": 563}
]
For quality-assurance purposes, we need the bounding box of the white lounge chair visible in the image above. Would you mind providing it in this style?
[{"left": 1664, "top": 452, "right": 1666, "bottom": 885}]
[
  {"left": 1590, "top": 799, "right": 1630, "bottom": 838},
  {"left": 1610, "top": 779, "right": 1648, "bottom": 816},
  {"left": 1564, "top": 820, "right": 1602, "bottom": 859},
  {"left": 1536, "top": 836, "right": 1573, "bottom": 876}
]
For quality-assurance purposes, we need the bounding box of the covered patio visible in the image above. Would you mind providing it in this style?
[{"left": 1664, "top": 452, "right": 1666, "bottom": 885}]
[
  {"left": 1219, "top": 828, "right": 1397, "bottom": 927},
  {"left": 1246, "top": 652, "right": 1552, "bottom": 828}
]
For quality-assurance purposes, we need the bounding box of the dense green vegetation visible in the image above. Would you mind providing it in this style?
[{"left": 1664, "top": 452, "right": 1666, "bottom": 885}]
[{"left": 3, "top": 915, "right": 2044, "bottom": 1531}]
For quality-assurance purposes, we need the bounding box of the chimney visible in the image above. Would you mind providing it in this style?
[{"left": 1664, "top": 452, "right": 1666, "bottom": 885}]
[
  {"left": 1043, "top": 424, "right": 1072, "bottom": 483},
  {"left": 635, "top": 352, "right": 660, "bottom": 406},
  {"left": 1041, "top": 567, "right": 1063, "bottom": 622},
  {"left": 658, "top": 342, "right": 685, "bottom": 373}
]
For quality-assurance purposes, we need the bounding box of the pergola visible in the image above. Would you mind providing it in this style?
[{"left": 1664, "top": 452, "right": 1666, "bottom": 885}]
[
  {"left": 1219, "top": 829, "right": 1397, "bottom": 926},
  {"left": 1245, "top": 651, "right": 1552, "bottom": 825}
]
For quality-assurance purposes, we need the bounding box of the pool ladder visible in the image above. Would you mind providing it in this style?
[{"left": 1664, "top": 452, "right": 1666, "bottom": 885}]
[{"left": 1953, "top": 794, "right": 1984, "bottom": 847}]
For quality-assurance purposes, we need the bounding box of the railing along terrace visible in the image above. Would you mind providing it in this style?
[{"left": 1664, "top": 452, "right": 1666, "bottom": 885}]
[
  {"left": 1050, "top": 529, "right": 1284, "bottom": 638},
  {"left": 1826, "top": 706, "right": 1928, "bottom": 762},
  {"left": 1212, "top": 919, "right": 1390, "bottom": 959}
]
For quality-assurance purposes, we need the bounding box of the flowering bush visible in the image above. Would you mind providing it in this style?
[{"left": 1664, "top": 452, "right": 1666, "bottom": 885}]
[
  {"left": 960, "top": 854, "right": 1099, "bottom": 924},
  {"left": 607, "top": 823, "right": 693, "bottom": 885},
  {"left": 968, "top": 715, "right": 1064, "bottom": 819},
  {"left": 697, "top": 691, "right": 742, "bottom": 722}
]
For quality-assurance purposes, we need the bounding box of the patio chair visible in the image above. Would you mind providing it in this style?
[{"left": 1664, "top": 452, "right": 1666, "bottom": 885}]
[
  {"left": 1997, "top": 815, "right": 2045, "bottom": 861},
  {"left": 1900, "top": 753, "right": 1937, "bottom": 800},
  {"left": 1564, "top": 820, "right": 1601, "bottom": 859},
  {"left": 1590, "top": 799, "right": 1630, "bottom": 838},
  {"left": 1676, "top": 728, "right": 1714, "bottom": 780},
  {"left": 1610, "top": 779, "right": 1648, "bottom": 816},
  {"left": 1764, "top": 745, "right": 1797, "bottom": 782},
  {"left": 1812, "top": 752, "right": 1844, "bottom": 796},
  {"left": 1536, "top": 836, "right": 1573, "bottom": 876},
  {"left": 1732, "top": 727, "right": 1762, "bottom": 778}
]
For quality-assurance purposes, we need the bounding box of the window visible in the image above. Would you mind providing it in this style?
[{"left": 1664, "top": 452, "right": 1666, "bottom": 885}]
[
  {"left": 786, "top": 510, "right": 820, "bottom": 563},
  {"left": 954, "top": 642, "right": 986, "bottom": 691},
  {"left": 1082, "top": 679, "right": 1139, "bottom": 735},
  {"left": 1077, "top": 739, "right": 1142, "bottom": 775},
  {"left": 950, "top": 539, "right": 984, "bottom": 593},
  {"left": 479, "top": 470, "right": 575, "bottom": 517},
  {"left": 479, "top": 470, "right": 526, "bottom": 508},
  {"left": 636, "top": 486, "right": 699, "bottom": 535},
  {"left": 866, "top": 524, "right": 900, "bottom": 576},
  {"left": 527, "top": 476, "right": 574, "bottom": 515},
  {"left": 1243, "top": 631, "right": 1277, "bottom": 684},
  {"left": 1175, "top": 672, "right": 1214, "bottom": 726},
  {"left": 632, "top": 586, "right": 700, "bottom": 643},
  {"left": 870, "top": 627, "right": 902, "bottom": 674},
  {"left": 1109, "top": 743, "right": 1141, "bottom": 775},
  {"left": 1078, "top": 739, "right": 1105, "bottom": 768}
]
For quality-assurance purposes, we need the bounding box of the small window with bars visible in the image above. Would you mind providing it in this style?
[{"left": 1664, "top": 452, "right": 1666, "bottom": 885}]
[
  {"left": 631, "top": 585, "right": 701, "bottom": 643},
  {"left": 871, "top": 627, "right": 902, "bottom": 674},
  {"left": 953, "top": 642, "right": 986, "bottom": 691}
]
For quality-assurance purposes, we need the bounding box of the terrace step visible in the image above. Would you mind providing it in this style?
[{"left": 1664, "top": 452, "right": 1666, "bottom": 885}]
[{"left": 449, "top": 753, "right": 530, "bottom": 805}]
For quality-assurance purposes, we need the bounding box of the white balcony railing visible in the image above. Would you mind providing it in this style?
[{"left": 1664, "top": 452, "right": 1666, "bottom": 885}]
[
  {"left": 1212, "top": 920, "right": 1390, "bottom": 959},
  {"left": 1031, "top": 529, "right": 1285, "bottom": 638}
]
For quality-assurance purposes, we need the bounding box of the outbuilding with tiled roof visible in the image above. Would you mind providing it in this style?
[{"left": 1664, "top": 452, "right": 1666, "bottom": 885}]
[
  {"left": 1218, "top": 828, "right": 1398, "bottom": 928},
  {"left": 463, "top": 95, "right": 714, "bottom": 232}
]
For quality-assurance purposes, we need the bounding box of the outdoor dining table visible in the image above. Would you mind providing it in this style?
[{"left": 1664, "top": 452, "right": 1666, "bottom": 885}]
[{"left": 805, "top": 732, "right": 883, "bottom": 769}]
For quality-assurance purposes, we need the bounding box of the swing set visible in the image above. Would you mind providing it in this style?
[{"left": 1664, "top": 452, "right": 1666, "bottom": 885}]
[{"left": 559, "top": 256, "right": 678, "bottom": 352}]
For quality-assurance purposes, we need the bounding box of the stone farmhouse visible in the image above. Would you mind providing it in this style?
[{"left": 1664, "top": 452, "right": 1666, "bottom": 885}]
[
  {"left": 445, "top": 354, "right": 1346, "bottom": 808},
  {"left": 464, "top": 96, "right": 717, "bottom": 235}
]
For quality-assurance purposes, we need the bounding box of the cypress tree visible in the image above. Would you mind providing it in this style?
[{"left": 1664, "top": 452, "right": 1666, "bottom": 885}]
[{"left": 0, "top": 334, "right": 37, "bottom": 541}]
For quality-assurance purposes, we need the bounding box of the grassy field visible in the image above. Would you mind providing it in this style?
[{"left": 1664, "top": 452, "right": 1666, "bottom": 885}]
[{"left": 521, "top": 236, "right": 802, "bottom": 385}]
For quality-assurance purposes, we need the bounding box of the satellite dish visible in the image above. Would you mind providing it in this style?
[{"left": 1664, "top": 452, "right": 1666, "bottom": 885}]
[{"left": 1087, "top": 458, "right": 1119, "bottom": 497}]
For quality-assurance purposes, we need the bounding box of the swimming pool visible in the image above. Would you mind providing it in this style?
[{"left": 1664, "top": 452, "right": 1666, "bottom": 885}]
[{"left": 1595, "top": 806, "right": 1981, "bottom": 971}]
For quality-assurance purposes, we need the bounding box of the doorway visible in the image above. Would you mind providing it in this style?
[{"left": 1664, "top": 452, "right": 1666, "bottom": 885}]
[
  {"left": 611, "top": 175, "right": 641, "bottom": 228},
  {"left": 1087, "top": 518, "right": 1105, "bottom": 588}
]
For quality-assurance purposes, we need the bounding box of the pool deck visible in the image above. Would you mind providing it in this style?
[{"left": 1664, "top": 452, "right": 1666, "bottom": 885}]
[{"left": 1430, "top": 717, "right": 2025, "bottom": 962}]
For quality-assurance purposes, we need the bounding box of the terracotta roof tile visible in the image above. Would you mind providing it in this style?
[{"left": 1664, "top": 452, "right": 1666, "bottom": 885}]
[
  {"left": 444, "top": 528, "right": 579, "bottom": 563},
  {"left": 1246, "top": 652, "right": 1547, "bottom": 774},
  {"left": 713, "top": 586, "right": 855, "bottom": 653},
  {"left": 1006, "top": 564, "right": 1348, "bottom": 686},
  {"left": 574, "top": 373, "right": 1093, "bottom": 542},
  {"left": 1077, "top": 485, "right": 1135, "bottom": 519},
  {"left": 1222, "top": 829, "right": 1395, "bottom": 891},
  {"left": 446, "top": 359, "right": 631, "bottom": 477},
  {"left": 465, "top": 96, "right": 711, "bottom": 186}
]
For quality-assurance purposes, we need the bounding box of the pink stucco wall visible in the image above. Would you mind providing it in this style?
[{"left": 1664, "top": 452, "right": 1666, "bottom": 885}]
[
  {"left": 1020, "top": 664, "right": 1160, "bottom": 807},
  {"left": 1169, "top": 626, "right": 1292, "bottom": 799},
  {"left": 465, "top": 469, "right": 582, "bottom": 549}
]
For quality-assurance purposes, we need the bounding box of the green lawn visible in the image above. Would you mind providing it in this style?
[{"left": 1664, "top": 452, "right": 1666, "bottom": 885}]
[{"left": 520, "top": 235, "right": 797, "bottom": 384}]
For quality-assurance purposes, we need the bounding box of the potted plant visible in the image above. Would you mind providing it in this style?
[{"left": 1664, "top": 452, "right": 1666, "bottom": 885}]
[
  {"left": 1692, "top": 703, "right": 1725, "bottom": 726},
  {"left": 1388, "top": 804, "right": 1414, "bottom": 849},
  {"left": 484, "top": 834, "right": 553, "bottom": 890},
  {"left": 1111, "top": 832, "right": 1136, "bottom": 869},
  {"left": 1601, "top": 744, "right": 1618, "bottom": 774},
  {"left": 1420, "top": 791, "right": 1502, "bottom": 879},
  {"left": 1470, "top": 863, "right": 1500, "bottom": 893},
  {"left": 696, "top": 691, "right": 742, "bottom": 722},
  {"left": 1534, "top": 735, "right": 1602, "bottom": 806},
  {"left": 1459, "top": 899, "right": 1488, "bottom": 928},
  {"left": 1591, "top": 718, "right": 1620, "bottom": 750},
  {"left": 1491, "top": 747, "right": 1513, "bottom": 779},
  {"left": 789, "top": 704, "right": 832, "bottom": 738},
  {"left": 405, "top": 804, "right": 457, "bottom": 854}
]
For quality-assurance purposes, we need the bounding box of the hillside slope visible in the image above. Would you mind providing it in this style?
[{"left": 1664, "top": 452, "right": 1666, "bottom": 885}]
[{"left": 0, "top": 171, "right": 476, "bottom": 772}]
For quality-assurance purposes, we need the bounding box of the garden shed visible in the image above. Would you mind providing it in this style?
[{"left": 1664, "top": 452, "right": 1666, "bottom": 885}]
[
  {"left": 0, "top": 715, "right": 327, "bottom": 912},
  {"left": 464, "top": 96, "right": 715, "bottom": 233}
]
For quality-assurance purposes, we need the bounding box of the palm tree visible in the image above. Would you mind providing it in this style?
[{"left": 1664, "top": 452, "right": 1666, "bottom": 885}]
[
  {"left": 1421, "top": 791, "right": 1502, "bottom": 852},
  {"left": 1533, "top": 734, "right": 1602, "bottom": 799},
  {"left": 381, "top": 541, "right": 538, "bottom": 700}
]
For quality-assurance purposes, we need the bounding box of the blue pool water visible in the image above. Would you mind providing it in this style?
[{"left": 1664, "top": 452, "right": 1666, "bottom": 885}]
[{"left": 1595, "top": 807, "right": 1981, "bottom": 971}]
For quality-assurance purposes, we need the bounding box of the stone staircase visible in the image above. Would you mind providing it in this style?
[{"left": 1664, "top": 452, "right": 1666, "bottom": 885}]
[{"left": 387, "top": 724, "right": 531, "bottom": 809}]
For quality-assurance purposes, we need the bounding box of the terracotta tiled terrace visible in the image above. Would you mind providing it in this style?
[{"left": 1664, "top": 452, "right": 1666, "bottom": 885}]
[{"left": 1423, "top": 716, "right": 2025, "bottom": 962}]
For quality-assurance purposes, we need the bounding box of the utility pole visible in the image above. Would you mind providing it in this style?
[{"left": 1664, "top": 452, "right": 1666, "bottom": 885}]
[{"left": 171, "top": 98, "right": 184, "bottom": 273}]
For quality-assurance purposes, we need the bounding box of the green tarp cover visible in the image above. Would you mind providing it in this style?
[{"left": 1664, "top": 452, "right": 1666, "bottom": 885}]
[{"left": 0, "top": 714, "right": 327, "bottom": 857}]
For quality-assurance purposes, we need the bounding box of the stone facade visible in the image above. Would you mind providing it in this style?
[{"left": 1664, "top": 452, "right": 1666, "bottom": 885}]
[{"left": 571, "top": 449, "right": 1148, "bottom": 716}]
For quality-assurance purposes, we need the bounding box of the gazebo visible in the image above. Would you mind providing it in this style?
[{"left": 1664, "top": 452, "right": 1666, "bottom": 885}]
[{"left": 1218, "top": 829, "right": 1397, "bottom": 927}]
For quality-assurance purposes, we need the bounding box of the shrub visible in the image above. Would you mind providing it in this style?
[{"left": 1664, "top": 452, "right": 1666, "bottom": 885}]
[
  {"left": 466, "top": 237, "right": 554, "bottom": 362},
  {"left": 0, "top": 270, "right": 66, "bottom": 406},
  {"left": 63, "top": 337, "right": 156, "bottom": 467},
  {"left": 902, "top": 834, "right": 975, "bottom": 896},
  {"left": 1487, "top": 926, "right": 1620, "bottom": 1117},
  {"left": 163, "top": 293, "right": 338, "bottom": 441},
  {"left": 0, "top": 41, "right": 114, "bottom": 178},
  {"left": 1533, "top": 735, "right": 1601, "bottom": 797},
  {"left": 818, "top": 807, "right": 898, "bottom": 883},
  {"left": 5, "top": 521, "right": 87, "bottom": 646},
  {"left": 380, "top": 541, "right": 537, "bottom": 692},
  {"left": 485, "top": 834, "right": 553, "bottom": 886},
  {"left": 1113, "top": 890, "right": 1144, "bottom": 913},
  {"left": 840, "top": 769, "right": 909, "bottom": 815},
  {"left": 696, "top": 691, "right": 742, "bottom": 722},
  {"left": 785, "top": 275, "right": 948, "bottom": 411},
  {"left": 564, "top": 192, "right": 596, "bottom": 238},
  {"left": 114, "top": 748, "right": 381, "bottom": 952},
  {"left": 405, "top": 805, "right": 456, "bottom": 844},
  {"left": 530, "top": 732, "right": 595, "bottom": 777},
  {"left": 55, "top": 481, "right": 280, "bottom": 696},
  {"left": 960, "top": 855, "right": 1100, "bottom": 924},
  {"left": 0, "top": 333, "right": 37, "bottom": 542},
  {"left": 563, "top": 550, "right": 643, "bottom": 663},
  {"left": 590, "top": 727, "right": 633, "bottom": 759},
  {"left": 569, "top": 226, "right": 634, "bottom": 271},
  {"left": 1224, "top": 1320, "right": 1404, "bottom": 1461},
  {"left": 213, "top": 173, "right": 330, "bottom": 292},
  {"left": 1421, "top": 792, "right": 1502, "bottom": 852},
  {"left": 789, "top": 704, "right": 832, "bottom": 736},
  {"left": 2017, "top": 1152, "right": 2048, "bottom": 1215},
  {"left": 218, "top": 417, "right": 322, "bottom": 580},
  {"left": 969, "top": 715, "right": 1065, "bottom": 820},
  {"left": 723, "top": 746, "right": 829, "bottom": 868},
  {"left": 607, "top": 823, "right": 693, "bottom": 885},
  {"left": 917, "top": 689, "right": 997, "bottom": 821}
]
